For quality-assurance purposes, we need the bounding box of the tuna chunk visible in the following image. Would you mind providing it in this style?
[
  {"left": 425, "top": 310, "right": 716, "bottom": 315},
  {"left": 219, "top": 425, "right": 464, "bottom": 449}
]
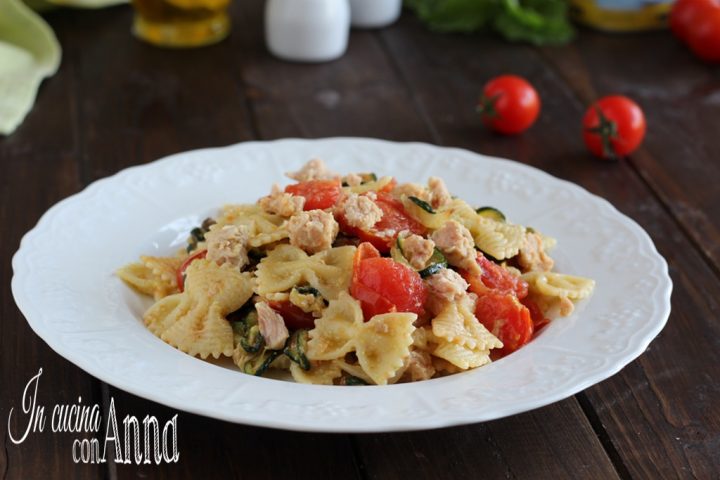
[
  {"left": 426, "top": 268, "right": 469, "bottom": 303},
  {"left": 258, "top": 183, "right": 305, "bottom": 217},
  {"left": 428, "top": 176, "right": 451, "bottom": 209},
  {"left": 431, "top": 220, "right": 480, "bottom": 275},
  {"left": 401, "top": 350, "right": 436, "bottom": 382},
  {"left": 400, "top": 232, "right": 435, "bottom": 270},
  {"left": 391, "top": 182, "right": 430, "bottom": 202},
  {"left": 424, "top": 268, "right": 470, "bottom": 316},
  {"left": 517, "top": 232, "right": 554, "bottom": 272},
  {"left": 205, "top": 225, "right": 249, "bottom": 270},
  {"left": 343, "top": 173, "right": 363, "bottom": 186},
  {"left": 287, "top": 209, "right": 339, "bottom": 254},
  {"left": 336, "top": 193, "right": 383, "bottom": 230},
  {"left": 255, "top": 302, "right": 289, "bottom": 350},
  {"left": 286, "top": 158, "right": 340, "bottom": 182}
]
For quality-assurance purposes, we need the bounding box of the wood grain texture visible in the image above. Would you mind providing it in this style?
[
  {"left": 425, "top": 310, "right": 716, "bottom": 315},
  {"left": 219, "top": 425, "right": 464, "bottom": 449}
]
[
  {"left": 355, "top": 401, "right": 619, "bottom": 480},
  {"left": 234, "top": 4, "right": 623, "bottom": 478},
  {"left": 379, "top": 16, "right": 720, "bottom": 477},
  {"left": 108, "top": 387, "right": 361, "bottom": 480},
  {"left": 0, "top": 11, "right": 103, "bottom": 478},
  {"left": 538, "top": 30, "right": 720, "bottom": 274},
  {"left": 2, "top": 1, "right": 719, "bottom": 479}
]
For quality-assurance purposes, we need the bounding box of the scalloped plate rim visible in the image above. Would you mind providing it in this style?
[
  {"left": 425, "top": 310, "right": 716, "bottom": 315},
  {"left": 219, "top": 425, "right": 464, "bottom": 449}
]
[{"left": 11, "top": 137, "right": 672, "bottom": 432}]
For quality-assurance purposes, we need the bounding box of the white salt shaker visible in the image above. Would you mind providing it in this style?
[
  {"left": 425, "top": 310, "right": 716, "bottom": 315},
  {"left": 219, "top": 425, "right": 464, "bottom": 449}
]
[
  {"left": 265, "top": 0, "right": 351, "bottom": 62},
  {"left": 349, "top": 0, "right": 402, "bottom": 28}
]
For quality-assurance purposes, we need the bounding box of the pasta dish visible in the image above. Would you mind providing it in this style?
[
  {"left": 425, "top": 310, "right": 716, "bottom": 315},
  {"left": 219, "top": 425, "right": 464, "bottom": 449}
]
[{"left": 118, "top": 159, "right": 594, "bottom": 385}]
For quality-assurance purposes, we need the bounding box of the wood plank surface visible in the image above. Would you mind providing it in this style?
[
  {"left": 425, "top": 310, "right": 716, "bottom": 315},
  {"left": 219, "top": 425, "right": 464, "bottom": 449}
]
[
  {"left": 380, "top": 17, "right": 720, "bottom": 477},
  {"left": 538, "top": 31, "right": 720, "bottom": 274},
  {"left": 0, "top": 11, "right": 104, "bottom": 479},
  {"left": 234, "top": 3, "right": 622, "bottom": 478},
  {"left": 1, "top": 1, "right": 719, "bottom": 479}
]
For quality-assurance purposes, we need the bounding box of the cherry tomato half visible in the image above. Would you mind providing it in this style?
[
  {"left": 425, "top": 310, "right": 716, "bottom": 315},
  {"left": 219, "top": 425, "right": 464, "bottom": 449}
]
[
  {"left": 337, "top": 193, "right": 426, "bottom": 253},
  {"left": 478, "top": 75, "right": 541, "bottom": 135},
  {"left": 521, "top": 297, "right": 550, "bottom": 332},
  {"left": 350, "top": 242, "right": 427, "bottom": 320},
  {"left": 176, "top": 249, "right": 207, "bottom": 292},
  {"left": 582, "top": 95, "right": 646, "bottom": 160},
  {"left": 285, "top": 180, "right": 342, "bottom": 210},
  {"left": 462, "top": 253, "right": 528, "bottom": 299},
  {"left": 267, "top": 300, "right": 316, "bottom": 330},
  {"left": 474, "top": 291, "right": 533, "bottom": 357}
]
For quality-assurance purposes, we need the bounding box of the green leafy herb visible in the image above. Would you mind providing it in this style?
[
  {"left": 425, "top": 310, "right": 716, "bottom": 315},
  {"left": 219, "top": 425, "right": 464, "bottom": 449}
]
[{"left": 404, "top": 0, "right": 574, "bottom": 45}]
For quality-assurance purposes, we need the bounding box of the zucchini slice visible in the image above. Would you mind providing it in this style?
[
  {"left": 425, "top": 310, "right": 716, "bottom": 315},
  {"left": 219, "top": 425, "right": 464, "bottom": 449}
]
[
  {"left": 408, "top": 196, "right": 435, "bottom": 214},
  {"left": 394, "top": 237, "right": 448, "bottom": 278},
  {"left": 343, "top": 376, "right": 368, "bottom": 386},
  {"left": 235, "top": 310, "right": 265, "bottom": 354},
  {"left": 294, "top": 285, "right": 320, "bottom": 296},
  {"left": 283, "top": 329, "right": 311, "bottom": 371},
  {"left": 476, "top": 206, "right": 506, "bottom": 222},
  {"left": 418, "top": 249, "right": 448, "bottom": 278},
  {"left": 390, "top": 237, "right": 413, "bottom": 268},
  {"left": 243, "top": 349, "right": 282, "bottom": 377}
]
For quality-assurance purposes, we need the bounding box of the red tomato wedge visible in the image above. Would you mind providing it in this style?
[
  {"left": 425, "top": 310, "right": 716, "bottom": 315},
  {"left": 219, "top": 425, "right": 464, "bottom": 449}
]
[
  {"left": 338, "top": 193, "right": 426, "bottom": 253},
  {"left": 521, "top": 297, "right": 550, "bottom": 332},
  {"left": 350, "top": 242, "right": 426, "bottom": 320},
  {"left": 461, "top": 253, "right": 528, "bottom": 299},
  {"left": 267, "top": 300, "right": 316, "bottom": 330},
  {"left": 176, "top": 249, "right": 207, "bottom": 292},
  {"left": 285, "top": 180, "right": 342, "bottom": 210},
  {"left": 474, "top": 291, "right": 533, "bottom": 357}
]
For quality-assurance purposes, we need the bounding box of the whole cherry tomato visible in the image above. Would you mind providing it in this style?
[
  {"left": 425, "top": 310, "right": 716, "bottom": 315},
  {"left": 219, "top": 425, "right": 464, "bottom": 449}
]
[
  {"left": 285, "top": 179, "right": 342, "bottom": 210},
  {"left": 477, "top": 75, "right": 541, "bottom": 135},
  {"left": 582, "top": 95, "right": 646, "bottom": 160},
  {"left": 671, "top": 0, "right": 720, "bottom": 62}
]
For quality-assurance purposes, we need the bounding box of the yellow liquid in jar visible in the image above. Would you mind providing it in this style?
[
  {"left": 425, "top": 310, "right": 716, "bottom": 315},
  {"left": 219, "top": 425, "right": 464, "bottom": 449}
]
[{"left": 131, "top": 0, "right": 231, "bottom": 48}]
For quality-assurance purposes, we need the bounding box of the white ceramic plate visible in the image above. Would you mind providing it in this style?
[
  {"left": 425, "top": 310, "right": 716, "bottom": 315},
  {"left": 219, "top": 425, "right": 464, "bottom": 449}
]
[{"left": 12, "top": 138, "right": 672, "bottom": 432}]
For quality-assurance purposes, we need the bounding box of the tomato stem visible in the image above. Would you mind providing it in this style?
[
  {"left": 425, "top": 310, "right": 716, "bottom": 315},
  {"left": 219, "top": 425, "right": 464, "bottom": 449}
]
[
  {"left": 586, "top": 106, "right": 619, "bottom": 160},
  {"left": 476, "top": 94, "right": 501, "bottom": 119}
]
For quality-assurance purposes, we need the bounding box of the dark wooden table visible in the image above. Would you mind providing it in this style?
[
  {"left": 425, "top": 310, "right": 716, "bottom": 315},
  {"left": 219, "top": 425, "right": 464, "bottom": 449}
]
[{"left": 2, "top": 1, "right": 719, "bottom": 478}]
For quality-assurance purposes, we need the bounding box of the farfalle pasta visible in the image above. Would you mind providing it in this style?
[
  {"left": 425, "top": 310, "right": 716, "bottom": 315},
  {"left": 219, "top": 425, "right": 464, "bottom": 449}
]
[{"left": 118, "top": 159, "right": 595, "bottom": 385}]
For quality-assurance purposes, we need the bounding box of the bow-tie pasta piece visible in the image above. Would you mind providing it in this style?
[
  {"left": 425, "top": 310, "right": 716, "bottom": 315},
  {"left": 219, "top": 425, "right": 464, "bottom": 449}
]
[
  {"left": 256, "top": 244, "right": 355, "bottom": 300},
  {"left": 216, "top": 204, "right": 289, "bottom": 248},
  {"left": 306, "top": 291, "right": 364, "bottom": 360},
  {"left": 306, "top": 293, "right": 416, "bottom": 385},
  {"left": 469, "top": 216, "right": 526, "bottom": 261},
  {"left": 432, "top": 296, "right": 502, "bottom": 352},
  {"left": 290, "top": 361, "right": 342, "bottom": 385},
  {"left": 144, "top": 259, "right": 254, "bottom": 359},
  {"left": 429, "top": 297, "right": 502, "bottom": 370},
  {"left": 117, "top": 255, "right": 182, "bottom": 300},
  {"left": 522, "top": 271, "right": 595, "bottom": 300},
  {"left": 354, "top": 312, "right": 417, "bottom": 385}
]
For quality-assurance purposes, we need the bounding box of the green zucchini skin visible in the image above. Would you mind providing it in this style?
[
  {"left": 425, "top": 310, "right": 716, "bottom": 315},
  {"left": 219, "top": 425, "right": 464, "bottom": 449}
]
[
  {"left": 395, "top": 237, "right": 448, "bottom": 278},
  {"left": 294, "top": 285, "right": 320, "bottom": 297},
  {"left": 244, "top": 350, "right": 282, "bottom": 376},
  {"left": 284, "top": 329, "right": 311, "bottom": 371},
  {"left": 343, "top": 376, "right": 368, "bottom": 386},
  {"left": 476, "top": 206, "right": 506, "bottom": 222},
  {"left": 408, "top": 196, "right": 436, "bottom": 214},
  {"left": 186, "top": 218, "right": 216, "bottom": 253},
  {"left": 235, "top": 310, "right": 265, "bottom": 354}
]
